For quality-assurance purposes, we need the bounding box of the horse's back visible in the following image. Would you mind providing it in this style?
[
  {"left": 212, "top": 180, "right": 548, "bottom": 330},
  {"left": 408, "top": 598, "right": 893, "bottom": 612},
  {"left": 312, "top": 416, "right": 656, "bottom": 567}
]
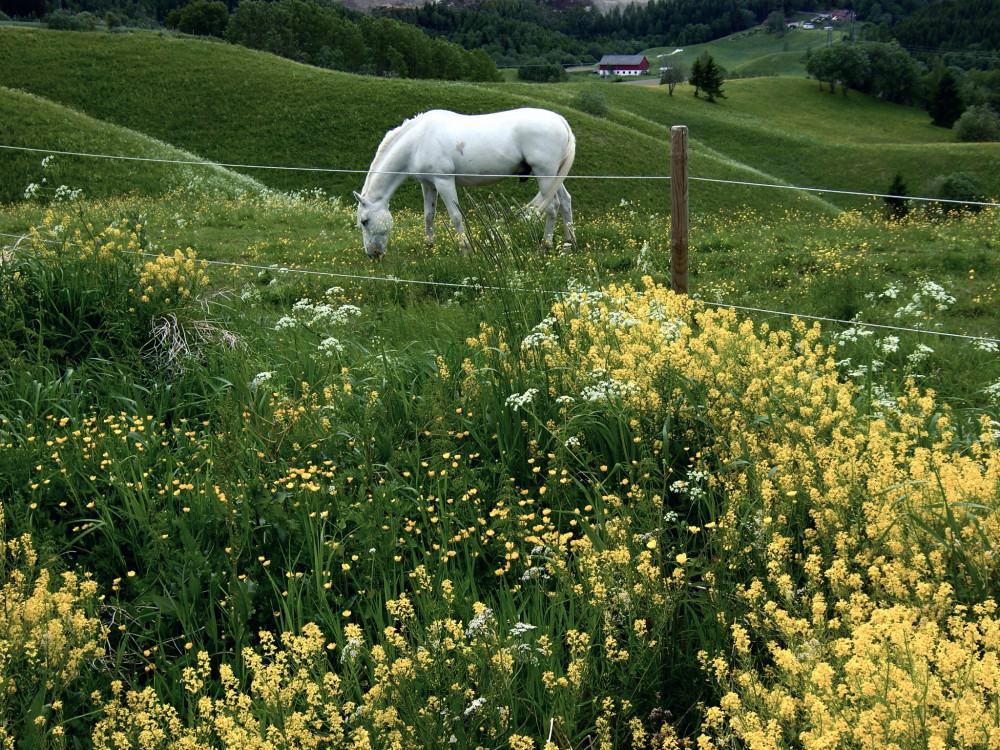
[{"left": 426, "top": 108, "right": 572, "bottom": 161}]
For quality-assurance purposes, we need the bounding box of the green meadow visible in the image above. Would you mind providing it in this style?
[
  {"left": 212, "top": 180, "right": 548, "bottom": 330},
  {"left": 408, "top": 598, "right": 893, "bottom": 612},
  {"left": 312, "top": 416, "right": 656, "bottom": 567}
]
[
  {"left": 644, "top": 23, "right": 850, "bottom": 78},
  {"left": 2, "top": 26, "right": 1000, "bottom": 749}
]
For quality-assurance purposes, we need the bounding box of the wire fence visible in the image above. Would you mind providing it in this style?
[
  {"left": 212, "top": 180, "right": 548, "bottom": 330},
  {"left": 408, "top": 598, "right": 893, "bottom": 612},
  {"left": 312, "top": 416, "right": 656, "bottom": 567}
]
[
  {"left": 3, "top": 142, "right": 998, "bottom": 207},
  {"left": 2, "top": 141, "right": 999, "bottom": 347}
]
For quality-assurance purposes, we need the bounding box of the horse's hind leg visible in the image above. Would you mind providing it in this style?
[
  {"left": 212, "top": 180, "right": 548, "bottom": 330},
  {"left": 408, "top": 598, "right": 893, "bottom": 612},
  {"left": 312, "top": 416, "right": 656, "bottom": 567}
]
[
  {"left": 539, "top": 202, "right": 558, "bottom": 254},
  {"left": 557, "top": 185, "right": 575, "bottom": 251}
]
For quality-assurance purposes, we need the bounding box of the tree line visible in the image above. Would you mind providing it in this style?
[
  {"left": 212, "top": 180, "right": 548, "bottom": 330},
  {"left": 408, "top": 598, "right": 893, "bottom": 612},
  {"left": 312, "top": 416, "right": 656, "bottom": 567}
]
[
  {"left": 221, "top": 0, "right": 499, "bottom": 80},
  {"left": 805, "top": 39, "right": 1000, "bottom": 140},
  {"left": 388, "top": 0, "right": 774, "bottom": 67},
  {"left": 892, "top": 0, "right": 1000, "bottom": 54}
]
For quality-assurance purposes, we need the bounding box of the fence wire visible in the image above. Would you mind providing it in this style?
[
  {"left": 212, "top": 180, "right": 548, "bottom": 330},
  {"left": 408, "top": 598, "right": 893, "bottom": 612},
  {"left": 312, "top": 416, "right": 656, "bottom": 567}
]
[{"left": 2, "top": 137, "right": 999, "bottom": 346}]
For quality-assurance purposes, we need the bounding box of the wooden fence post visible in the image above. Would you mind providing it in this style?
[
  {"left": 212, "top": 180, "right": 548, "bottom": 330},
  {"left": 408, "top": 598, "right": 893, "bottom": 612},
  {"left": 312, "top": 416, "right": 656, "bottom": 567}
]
[{"left": 670, "top": 125, "right": 689, "bottom": 295}]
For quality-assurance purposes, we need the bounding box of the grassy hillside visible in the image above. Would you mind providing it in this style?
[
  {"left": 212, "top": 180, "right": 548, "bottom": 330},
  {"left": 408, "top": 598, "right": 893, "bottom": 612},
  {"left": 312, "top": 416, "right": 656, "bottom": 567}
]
[
  {"left": 3, "top": 26, "right": 1000, "bottom": 750},
  {"left": 644, "top": 24, "right": 848, "bottom": 79},
  {"left": 0, "top": 86, "right": 268, "bottom": 204},
  {"left": 0, "top": 28, "right": 684, "bottom": 215},
  {"left": 3, "top": 26, "right": 997, "bottom": 223},
  {"left": 509, "top": 76, "right": 1000, "bottom": 210}
]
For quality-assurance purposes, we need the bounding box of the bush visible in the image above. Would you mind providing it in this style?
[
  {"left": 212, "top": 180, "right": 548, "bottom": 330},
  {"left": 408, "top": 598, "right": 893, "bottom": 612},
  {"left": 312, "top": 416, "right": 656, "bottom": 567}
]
[
  {"left": 924, "top": 170, "right": 987, "bottom": 214},
  {"left": 516, "top": 59, "right": 567, "bottom": 83},
  {"left": 955, "top": 104, "right": 1000, "bottom": 142},
  {"left": 44, "top": 10, "right": 97, "bottom": 30},
  {"left": 574, "top": 88, "right": 610, "bottom": 117},
  {"left": 0, "top": 215, "right": 210, "bottom": 373},
  {"left": 164, "top": 0, "right": 228, "bottom": 37}
]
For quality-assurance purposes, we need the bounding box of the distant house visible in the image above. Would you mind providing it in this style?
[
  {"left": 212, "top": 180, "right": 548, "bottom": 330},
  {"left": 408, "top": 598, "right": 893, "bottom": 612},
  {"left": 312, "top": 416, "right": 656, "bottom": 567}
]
[{"left": 598, "top": 55, "right": 650, "bottom": 77}]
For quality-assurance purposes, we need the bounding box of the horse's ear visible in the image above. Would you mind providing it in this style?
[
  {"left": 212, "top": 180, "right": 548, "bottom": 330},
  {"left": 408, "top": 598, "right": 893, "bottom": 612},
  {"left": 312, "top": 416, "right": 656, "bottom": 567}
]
[{"left": 353, "top": 191, "right": 365, "bottom": 204}]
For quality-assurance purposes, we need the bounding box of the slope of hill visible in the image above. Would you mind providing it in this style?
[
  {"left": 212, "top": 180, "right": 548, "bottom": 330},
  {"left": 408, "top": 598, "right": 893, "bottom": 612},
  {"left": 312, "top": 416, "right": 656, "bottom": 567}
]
[
  {"left": 1, "top": 27, "right": 997, "bottom": 219},
  {"left": 495, "top": 75, "right": 1000, "bottom": 208},
  {"left": 0, "top": 84, "right": 267, "bottom": 206},
  {"left": 644, "top": 25, "right": 845, "bottom": 79}
]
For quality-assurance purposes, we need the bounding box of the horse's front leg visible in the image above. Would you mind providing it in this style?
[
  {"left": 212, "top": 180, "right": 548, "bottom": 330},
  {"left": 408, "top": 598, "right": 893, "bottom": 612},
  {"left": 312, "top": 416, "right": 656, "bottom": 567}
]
[{"left": 421, "top": 182, "right": 437, "bottom": 248}]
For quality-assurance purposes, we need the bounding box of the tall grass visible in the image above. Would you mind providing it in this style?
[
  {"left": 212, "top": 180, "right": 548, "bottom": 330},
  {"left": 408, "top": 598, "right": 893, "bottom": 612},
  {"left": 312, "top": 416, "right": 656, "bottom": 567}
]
[
  {"left": 2, "top": 183, "right": 1000, "bottom": 746},
  {"left": 3, "top": 21, "right": 1000, "bottom": 747}
]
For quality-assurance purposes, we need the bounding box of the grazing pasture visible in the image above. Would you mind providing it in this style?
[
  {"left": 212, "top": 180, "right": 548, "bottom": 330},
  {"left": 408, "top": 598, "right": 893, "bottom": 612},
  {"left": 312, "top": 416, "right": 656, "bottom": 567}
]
[{"left": 1, "top": 27, "right": 1000, "bottom": 749}]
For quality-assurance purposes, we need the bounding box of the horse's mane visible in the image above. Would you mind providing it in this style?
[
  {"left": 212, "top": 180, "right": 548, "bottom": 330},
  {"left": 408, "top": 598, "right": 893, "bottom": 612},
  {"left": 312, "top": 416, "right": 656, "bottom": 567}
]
[{"left": 362, "top": 113, "right": 427, "bottom": 196}]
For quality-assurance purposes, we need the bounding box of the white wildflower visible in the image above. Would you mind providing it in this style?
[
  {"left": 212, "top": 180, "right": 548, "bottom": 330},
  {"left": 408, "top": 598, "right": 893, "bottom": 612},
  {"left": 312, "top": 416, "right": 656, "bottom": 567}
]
[
  {"left": 907, "top": 344, "right": 934, "bottom": 365},
  {"left": 505, "top": 388, "right": 539, "bottom": 412},
  {"left": 464, "top": 697, "right": 486, "bottom": 716},
  {"left": 317, "top": 337, "right": 343, "bottom": 356},
  {"left": 340, "top": 636, "right": 363, "bottom": 664},
  {"left": 249, "top": 371, "right": 274, "bottom": 391},
  {"left": 878, "top": 336, "right": 900, "bottom": 354},
  {"left": 465, "top": 607, "right": 495, "bottom": 639},
  {"left": 509, "top": 622, "right": 537, "bottom": 638}
]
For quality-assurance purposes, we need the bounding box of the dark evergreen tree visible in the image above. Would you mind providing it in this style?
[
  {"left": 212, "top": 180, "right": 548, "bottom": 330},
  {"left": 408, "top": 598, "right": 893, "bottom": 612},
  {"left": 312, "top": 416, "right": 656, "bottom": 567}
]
[
  {"left": 884, "top": 172, "right": 910, "bottom": 221},
  {"left": 928, "top": 69, "right": 965, "bottom": 128},
  {"left": 701, "top": 54, "right": 726, "bottom": 102},
  {"left": 689, "top": 55, "right": 704, "bottom": 97}
]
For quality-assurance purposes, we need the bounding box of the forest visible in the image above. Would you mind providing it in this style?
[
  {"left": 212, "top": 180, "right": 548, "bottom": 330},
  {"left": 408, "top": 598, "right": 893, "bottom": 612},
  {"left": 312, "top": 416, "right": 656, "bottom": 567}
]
[{"left": 4, "top": 0, "right": 1000, "bottom": 70}]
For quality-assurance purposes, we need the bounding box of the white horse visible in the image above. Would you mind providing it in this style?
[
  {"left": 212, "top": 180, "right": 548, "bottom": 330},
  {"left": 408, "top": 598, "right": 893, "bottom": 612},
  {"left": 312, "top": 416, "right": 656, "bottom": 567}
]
[{"left": 355, "top": 108, "right": 576, "bottom": 259}]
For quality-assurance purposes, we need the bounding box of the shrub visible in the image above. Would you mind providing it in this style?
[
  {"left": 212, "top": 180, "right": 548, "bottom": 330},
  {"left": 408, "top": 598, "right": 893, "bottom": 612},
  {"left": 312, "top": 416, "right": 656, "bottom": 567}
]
[
  {"left": 0, "top": 214, "right": 210, "bottom": 373},
  {"left": 924, "top": 170, "right": 987, "bottom": 214},
  {"left": 517, "top": 59, "right": 567, "bottom": 83},
  {"left": 955, "top": 104, "right": 1000, "bottom": 142},
  {"left": 164, "top": 0, "right": 228, "bottom": 37},
  {"left": 883, "top": 172, "right": 910, "bottom": 221},
  {"left": 574, "top": 88, "right": 610, "bottom": 117},
  {"left": 44, "top": 10, "right": 96, "bottom": 30}
]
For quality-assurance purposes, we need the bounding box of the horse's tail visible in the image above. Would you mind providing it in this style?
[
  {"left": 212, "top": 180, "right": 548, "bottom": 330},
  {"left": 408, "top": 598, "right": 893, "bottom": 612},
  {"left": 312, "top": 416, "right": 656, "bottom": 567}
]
[{"left": 530, "top": 116, "right": 576, "bottom": 212}]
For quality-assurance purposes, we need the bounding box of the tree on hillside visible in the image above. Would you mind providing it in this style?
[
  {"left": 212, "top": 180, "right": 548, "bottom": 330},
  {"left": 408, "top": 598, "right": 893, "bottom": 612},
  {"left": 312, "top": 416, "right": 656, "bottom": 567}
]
[
  {"left": 884, "top": 173, "right": 910, "bottom": 221},
  {"left": 862, "top": 41, "right": 922, "bottom": 104},
  {"left": 659, "top": 62, "right": 686, "bottom": 96},
  {"left": 689, "top": 55, "right": 704, "bottom": 97},
  {"left": 698, "top": 54, "right": 726, "bottom": 102},
  {"left": 928, "top": 69, "right": 965, "bottom": 128},
  {"left": 805, "top": 46, "right": 837, "bottom": 92},
  {"left": 165, "top": 0, "right": 227, "bottom": 37},
  {"left": 954, "top": 104, "right": 1000, "bottom": 141},
  {"left": 806, "top": 42, "right": 870, "bottom": 97},
  {"left": 829, "top": 43, "right": 870, "bottom": 96},
  {"left": 764, "top": 9, "right": 787, "bottom": 36},
  {"left": 517, "top": 59, "right": 567, "bottom": 83}
]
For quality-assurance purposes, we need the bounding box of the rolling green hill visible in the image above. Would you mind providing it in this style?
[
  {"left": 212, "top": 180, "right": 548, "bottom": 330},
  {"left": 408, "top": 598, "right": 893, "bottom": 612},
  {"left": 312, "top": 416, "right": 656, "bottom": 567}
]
[
  {"left": 1, "top": 27, "right": 998, "bottom": 220},
  {"left": 643, "top": 24, "right": 851, "bottom": 79},
  {"left": 0, "top": 85, "right": 269, "bottom": 205}
]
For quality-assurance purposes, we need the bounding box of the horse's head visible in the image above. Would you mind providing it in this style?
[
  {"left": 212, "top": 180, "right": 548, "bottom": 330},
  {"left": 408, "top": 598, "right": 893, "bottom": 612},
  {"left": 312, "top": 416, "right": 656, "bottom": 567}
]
[{"left": 354, "top": 192, "right": 393, "bottom": 260}]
